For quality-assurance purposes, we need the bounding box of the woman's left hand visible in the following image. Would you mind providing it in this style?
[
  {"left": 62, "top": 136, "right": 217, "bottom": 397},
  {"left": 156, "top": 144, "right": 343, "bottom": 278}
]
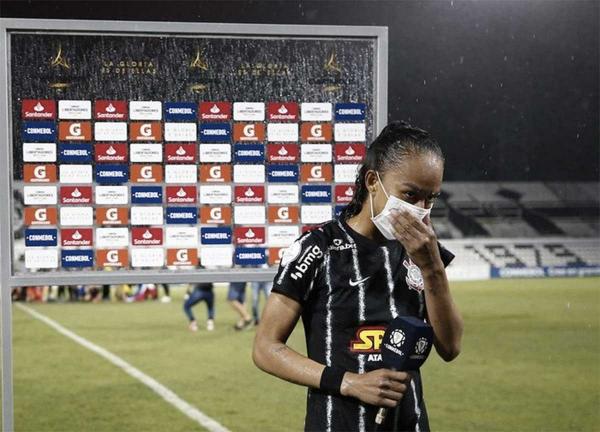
[{"left": 388, "top": 208, "right": 441, "bottom": 271}]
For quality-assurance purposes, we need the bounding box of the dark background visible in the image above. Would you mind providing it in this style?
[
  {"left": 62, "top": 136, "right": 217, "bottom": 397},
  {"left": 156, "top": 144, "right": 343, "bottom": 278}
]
[{"left": 1, "top": 0, "right": 598, "bottom": 182}]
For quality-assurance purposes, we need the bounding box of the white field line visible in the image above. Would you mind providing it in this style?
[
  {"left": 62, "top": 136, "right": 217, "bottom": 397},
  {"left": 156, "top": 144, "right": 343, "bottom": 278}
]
[{"left": 16, "top": 303, "right": 231, "bottom": 432}]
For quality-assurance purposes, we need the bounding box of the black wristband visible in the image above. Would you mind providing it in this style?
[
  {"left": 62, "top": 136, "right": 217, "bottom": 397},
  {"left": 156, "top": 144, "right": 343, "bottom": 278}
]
[{"left": 320, "top": 366, "right": 346, "bottom": 395}]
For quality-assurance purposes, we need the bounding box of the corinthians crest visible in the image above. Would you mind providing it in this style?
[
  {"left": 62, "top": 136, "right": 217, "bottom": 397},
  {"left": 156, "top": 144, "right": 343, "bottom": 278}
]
[{"left": 403, "top": 258, "right": 424, "bottom": 292}]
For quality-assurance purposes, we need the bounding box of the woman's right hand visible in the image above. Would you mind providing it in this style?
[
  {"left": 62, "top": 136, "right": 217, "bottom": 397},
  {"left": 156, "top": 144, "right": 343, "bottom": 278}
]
[{"left": 340, "top": 369, "right": 411, "bottom": 408}]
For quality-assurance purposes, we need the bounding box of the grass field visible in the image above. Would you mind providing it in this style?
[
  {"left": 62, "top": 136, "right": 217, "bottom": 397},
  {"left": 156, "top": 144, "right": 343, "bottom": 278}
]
[{"left": 6, "top": 277, "right": 600, "bottom": 431}]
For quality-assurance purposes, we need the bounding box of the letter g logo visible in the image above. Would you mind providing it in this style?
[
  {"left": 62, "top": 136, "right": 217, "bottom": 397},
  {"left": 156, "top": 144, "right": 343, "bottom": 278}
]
[
  {"left": 243, "top": 124, "right": 255, "bottom": 137},
  {"left": 140, "top": 123, "right": 152, "bottom": 137},
  {"left": 209, "top": 166, "right": 222, "bottom": 179},
  {"left": 107, "top": 250, "right": 119, "bottom": 263},
  {"left": 310, "top": 124, "right": 322, "bottom": 137},
  {"left": 210, "top": 207, "right": 222, "bottom": 220},
  {"left": 310, "top": 166, "right": 322, "bottom": 179},
  {"left": 34, "top": 208, "right": 47, "bottom": 221},
  {"left": 69, "top": 123, "right": 81, "bottom": 136},
  {"left": 106, "top": 208, "right": 118, "bottom": 221},
  {"left": 176, "top": 249, "right": 188, "bottom": 262},
  {"left": 277, "top": 207, "right": 289, "bottom": 220},
  {"left": 34, "top": 166, "right": 47, "bottom": 179}
]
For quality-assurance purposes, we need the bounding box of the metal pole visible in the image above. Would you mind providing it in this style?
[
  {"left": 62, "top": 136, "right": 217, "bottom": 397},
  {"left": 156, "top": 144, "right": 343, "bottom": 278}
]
[{"left": 0, "top": 19, "right": 14, "bottom": 432}]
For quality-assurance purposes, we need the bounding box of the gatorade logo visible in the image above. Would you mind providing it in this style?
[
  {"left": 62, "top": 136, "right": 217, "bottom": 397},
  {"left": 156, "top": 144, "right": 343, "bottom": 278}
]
[
  {"left": 210, "top": 166, "right": 222, "bottom": 178},
  {"left": 211, "top": 208, "right": 221, "bottom": 220},
  {"left": 58, "top": 121, "right": 91, "bottom": 141},
  {"left": 199, "top": 164, "right": 232, "bottom": 182},
  {"left": 167, "top": 248, "right": 198, "bottom": 266},
  {"left": 24, "top": 164, "right": 57, "bottom": 183},
  {"left": 200, "top": 206, "right": 232, "bottom": 224},
  {"left": 300, "top": 164, "right": 333, "bottom": 182},
  {"left": 129, "top": 122, "right": 162, "bottom": 141},
  {"left": 301, "top": 123, "right": 332, "bottom": 142},
  {"left": 350, "top": 326, "right": 386, "bottom": 353},
  {"left": 96, "top": 207, "right": 128, "bottom": 225},
  {"left": 268, "top": 206, "right": 299, "bottom": 224},
  {"left": 69, "top": 123, "right": 81, "bottom": 136},
  {"left": 233, "top": 123, "right": 265, "bottom": 142},
  {"left": 97, "top": 249, "right": 128, "bottom": 267},
  {"left": 107, "top": 250, "right": 120, "bottom": 263},
  {"left": 35, "top": 208, "right": 47, "bottom": 221},
  {"left": 25, "top": 207, "right": 57, "bottom": 225},
  {"left": 106, "top": 208, "right": 119, "bottom": 221},
  {"left": 130, "top": 164, "right": 163, "bottom": 183}
]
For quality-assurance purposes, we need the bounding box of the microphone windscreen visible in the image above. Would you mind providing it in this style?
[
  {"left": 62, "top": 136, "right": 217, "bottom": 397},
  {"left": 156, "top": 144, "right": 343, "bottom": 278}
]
[{"left": 381, "top": 316, "right": 434, "bottom": 370}]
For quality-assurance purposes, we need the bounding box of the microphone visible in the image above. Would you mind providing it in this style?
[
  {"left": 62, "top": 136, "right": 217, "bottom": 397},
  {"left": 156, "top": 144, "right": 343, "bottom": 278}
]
[{"left": 374, "top": 316, "right": 434, "bottom": 428}]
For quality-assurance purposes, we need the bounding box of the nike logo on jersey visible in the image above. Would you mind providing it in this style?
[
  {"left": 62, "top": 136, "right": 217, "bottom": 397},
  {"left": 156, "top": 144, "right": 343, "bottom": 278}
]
[{"left": 349, "top": 276, "right": 370, "bottom": 287}]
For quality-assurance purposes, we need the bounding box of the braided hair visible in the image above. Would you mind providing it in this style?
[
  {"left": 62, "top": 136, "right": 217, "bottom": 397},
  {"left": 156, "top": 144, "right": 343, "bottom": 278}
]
[{"left": 339, "top": 120, "right": 444, "bottom": 220}]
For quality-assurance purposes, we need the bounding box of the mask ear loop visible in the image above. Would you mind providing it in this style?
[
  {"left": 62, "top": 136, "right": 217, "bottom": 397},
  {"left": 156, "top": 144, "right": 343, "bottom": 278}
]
[
  {"left": 369, "top": 191, "right": 375, "bottom": 218},
  {"left": 376, "top": 171, "right": 390, "bottom": 199}
]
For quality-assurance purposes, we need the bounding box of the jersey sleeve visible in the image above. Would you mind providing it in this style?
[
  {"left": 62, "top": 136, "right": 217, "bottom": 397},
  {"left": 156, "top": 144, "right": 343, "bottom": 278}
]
[
  {"left": 438, "top": 242, "right": 455, "bottom": 268},
  {"left": 271, "top": 231, "right": 326, "bottom": 306}
]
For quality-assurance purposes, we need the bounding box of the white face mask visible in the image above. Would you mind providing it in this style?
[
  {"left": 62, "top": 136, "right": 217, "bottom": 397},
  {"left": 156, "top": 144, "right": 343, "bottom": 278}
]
[{"left": 370, "top": 172, "right": 432, "bottom": 240}]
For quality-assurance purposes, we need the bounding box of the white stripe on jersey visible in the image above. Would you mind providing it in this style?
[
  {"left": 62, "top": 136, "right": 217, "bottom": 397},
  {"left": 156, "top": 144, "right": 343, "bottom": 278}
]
[
  {"left": 336, "top": 221, "right": 366, "bottom": 321},
  {"left": 324, "top": 252, "right": 333, "bottom": 432},
  {"left": 337, "top": 220, "right": 367, "bottom": 432},
  {"left": 381, "top": 247, "right": 398, "bottom": 318},
  {"left": 411, "top": 379, "right": 422, "bottom": 432}
]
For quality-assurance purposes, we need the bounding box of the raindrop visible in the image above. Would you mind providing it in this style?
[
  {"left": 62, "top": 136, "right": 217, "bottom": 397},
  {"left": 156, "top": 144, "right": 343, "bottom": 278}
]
[
  {"left": 576, "top": 133, "right": 580, "bottom": 139},
  {"left": 450, "top": 0, "right": 454, "bottom": 6},
  {"left": 459, "top": 56, "right": 464, "bottom": 64},
  {"left": 504, "top": 55, "right": 508, "bottom": 61},
  {"left": 423, "top": 79, "right": 427, "bottom": 85},
  {"left": 469, "top": 83, "right": 473, "bottom": 88},
  {"left": 571, "top": 55, "right": 575, "bottom": 61},
  {"left": 499, "top": 82, "right": 504, "bottom": 88}
]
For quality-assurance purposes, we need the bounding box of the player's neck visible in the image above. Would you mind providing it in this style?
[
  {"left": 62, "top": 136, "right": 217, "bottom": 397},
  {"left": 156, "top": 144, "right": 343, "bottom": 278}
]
[{"left": 345, "top": 206, "right": 387, "bottom": 242}]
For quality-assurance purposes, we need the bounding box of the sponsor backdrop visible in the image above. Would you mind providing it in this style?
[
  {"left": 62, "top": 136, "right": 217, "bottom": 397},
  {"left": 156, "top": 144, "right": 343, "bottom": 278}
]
[{"left": 11, "top": 31, "right": 377, "bottom": 271}]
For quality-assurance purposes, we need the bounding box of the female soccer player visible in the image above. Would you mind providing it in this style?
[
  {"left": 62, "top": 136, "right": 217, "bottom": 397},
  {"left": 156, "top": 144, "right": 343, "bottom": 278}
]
[{"left": 253, "top": 121, "right": 463, "bottom": 432}]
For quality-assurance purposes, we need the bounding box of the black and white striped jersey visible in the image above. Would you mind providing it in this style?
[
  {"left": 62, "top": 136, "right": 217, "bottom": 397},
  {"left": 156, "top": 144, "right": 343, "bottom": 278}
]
[{"left": 272, "top": 218, "right": 454, "bottom": 432}]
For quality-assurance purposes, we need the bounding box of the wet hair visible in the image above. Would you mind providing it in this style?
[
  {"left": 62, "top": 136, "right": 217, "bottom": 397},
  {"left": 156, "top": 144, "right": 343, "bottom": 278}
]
[{"left": 340, "top": 120, "right": 444, "bottom": 220}]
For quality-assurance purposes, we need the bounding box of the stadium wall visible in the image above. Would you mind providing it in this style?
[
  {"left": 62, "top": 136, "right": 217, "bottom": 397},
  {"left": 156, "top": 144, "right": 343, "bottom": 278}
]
[{"left": 443, "top": 237, "right": 600, "bottom": 281}]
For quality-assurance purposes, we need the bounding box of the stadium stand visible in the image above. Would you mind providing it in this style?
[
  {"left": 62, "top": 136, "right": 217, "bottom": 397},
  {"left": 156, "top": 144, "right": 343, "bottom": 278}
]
[{"left": 437, "top": 181, "right": 599, "bottom": 239}]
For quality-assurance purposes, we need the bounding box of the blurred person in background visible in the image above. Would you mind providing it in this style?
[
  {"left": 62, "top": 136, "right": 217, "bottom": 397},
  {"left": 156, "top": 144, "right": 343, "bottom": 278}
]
[
  {"left": 228, "top": 282, "right": 253, "bottom": 330},
  {"left": 183, "top": 281, "right": 215, "bottom": 332},
  {"left": 251, "top": 280, "right": 272, "bottom": 326}
]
